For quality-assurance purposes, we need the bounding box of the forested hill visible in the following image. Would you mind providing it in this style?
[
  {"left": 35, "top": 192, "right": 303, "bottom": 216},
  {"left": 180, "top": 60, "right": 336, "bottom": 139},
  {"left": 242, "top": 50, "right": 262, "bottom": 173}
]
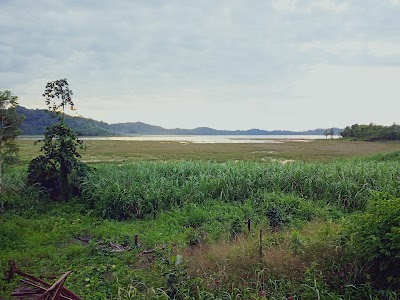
[
  {"left": 17, "top": 106, "right": 340, "bottom": 136},
  {"left": 17, "top": 106, "right": 113, "bottom": 136}
]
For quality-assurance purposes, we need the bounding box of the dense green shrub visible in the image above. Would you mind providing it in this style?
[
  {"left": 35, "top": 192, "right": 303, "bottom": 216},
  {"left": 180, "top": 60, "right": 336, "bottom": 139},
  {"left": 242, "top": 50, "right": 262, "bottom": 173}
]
[
  {"left": 344, "top": 194, "right": 400, "bottom": 289},
  {"left": 28, "top": 124, "right": 89, "bottom": 200},
  {"left": 251, "top": 192, "right": 316, "bottom": 229}
]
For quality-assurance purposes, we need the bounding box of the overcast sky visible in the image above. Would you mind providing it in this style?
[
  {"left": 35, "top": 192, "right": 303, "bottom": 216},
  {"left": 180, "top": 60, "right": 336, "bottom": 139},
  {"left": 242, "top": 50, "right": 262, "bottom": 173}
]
[{"left": 1, "top": 0, "right": 400, "bottom": 130}]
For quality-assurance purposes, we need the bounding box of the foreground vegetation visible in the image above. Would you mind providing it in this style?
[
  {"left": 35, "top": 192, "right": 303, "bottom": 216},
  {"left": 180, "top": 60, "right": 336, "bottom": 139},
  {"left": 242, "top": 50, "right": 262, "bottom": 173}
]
[{"left": 1, "top": 141, "right": 400, "bottom": 299}]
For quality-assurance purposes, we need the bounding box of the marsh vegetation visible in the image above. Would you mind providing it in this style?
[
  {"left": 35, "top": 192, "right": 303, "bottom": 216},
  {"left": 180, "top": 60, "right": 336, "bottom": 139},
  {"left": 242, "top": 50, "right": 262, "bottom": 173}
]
[{"left": 1, "top": 138, "right": 400, "bottom": 299}]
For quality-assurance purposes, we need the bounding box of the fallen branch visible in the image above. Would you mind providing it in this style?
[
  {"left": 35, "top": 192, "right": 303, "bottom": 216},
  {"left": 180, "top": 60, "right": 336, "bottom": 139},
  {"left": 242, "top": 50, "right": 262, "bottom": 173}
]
[{"left": 10, "top": 267, "right": 81, "bottom": 300}]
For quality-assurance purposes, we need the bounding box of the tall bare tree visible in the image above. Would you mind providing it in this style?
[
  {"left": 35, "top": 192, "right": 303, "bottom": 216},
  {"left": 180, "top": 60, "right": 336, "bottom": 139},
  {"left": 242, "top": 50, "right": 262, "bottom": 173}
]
[{"left": 28, "top": 79, "right": 88, "bottom": 200}]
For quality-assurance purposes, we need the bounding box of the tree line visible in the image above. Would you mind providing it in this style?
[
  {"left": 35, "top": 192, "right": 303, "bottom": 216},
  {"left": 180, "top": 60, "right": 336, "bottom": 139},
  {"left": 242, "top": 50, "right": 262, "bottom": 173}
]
[{"left": 340, "top": 123, "right": 400, "bottom": 141}]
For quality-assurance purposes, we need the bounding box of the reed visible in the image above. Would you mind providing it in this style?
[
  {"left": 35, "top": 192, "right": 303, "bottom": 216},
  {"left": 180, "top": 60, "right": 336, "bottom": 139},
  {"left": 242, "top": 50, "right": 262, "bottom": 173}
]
[{"left": 82, "top": 157, "right": 400, "bottom": 219}]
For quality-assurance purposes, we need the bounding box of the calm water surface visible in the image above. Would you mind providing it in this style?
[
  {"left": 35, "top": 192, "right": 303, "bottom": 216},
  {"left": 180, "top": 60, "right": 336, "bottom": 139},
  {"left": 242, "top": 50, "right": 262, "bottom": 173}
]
[{"left": 78, "top": 135, "right": 338, "bottom": 144}]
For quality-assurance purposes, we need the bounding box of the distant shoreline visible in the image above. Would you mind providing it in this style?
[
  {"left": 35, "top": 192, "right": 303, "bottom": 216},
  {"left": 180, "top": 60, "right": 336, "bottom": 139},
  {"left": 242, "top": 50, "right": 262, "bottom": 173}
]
[{"left": 18, "top": 134, "right": 340, "bottom": 144}]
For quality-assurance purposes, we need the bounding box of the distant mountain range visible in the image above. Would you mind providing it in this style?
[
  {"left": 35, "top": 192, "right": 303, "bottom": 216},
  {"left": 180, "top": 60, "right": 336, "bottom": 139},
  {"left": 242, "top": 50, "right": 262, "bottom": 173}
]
[{"left": 17, "top": 106, "right": 342, "bottom": 136}]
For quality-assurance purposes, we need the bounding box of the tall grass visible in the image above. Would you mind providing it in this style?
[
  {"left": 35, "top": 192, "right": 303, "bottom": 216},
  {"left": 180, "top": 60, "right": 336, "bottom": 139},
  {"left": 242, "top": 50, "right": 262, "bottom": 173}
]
[
  {"left": 81, "top": 158, "right": 400, "bottom": 219},
  {"left": 0, "top": 167, "right": 42, "bottom": 213}
]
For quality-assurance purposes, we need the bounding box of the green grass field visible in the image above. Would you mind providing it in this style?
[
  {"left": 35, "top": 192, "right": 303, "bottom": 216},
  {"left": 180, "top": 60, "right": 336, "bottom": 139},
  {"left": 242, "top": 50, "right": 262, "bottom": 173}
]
[{"left": 1, "top": 139, "right": 400, "bottom": 299}]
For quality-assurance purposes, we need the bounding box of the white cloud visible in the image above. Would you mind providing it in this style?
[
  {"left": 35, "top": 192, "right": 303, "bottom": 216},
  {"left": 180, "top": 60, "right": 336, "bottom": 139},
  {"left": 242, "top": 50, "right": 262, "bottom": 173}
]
[
  {"left": 310, "top": 0, "right": 348, "bottom": 13},
  {"left": 299, "top": 40, "right": 365, "bottom": 56},
  {"left": 273, "top": 0, "right": 298, "bottom": 12},
  {"left": 299, "top": 39, "right": 400, "bottom": 62},
  {"left": 273, "top": 0, "right": 348, "bottom": 13},
  {"left": 293, "top": 64, "right": 400, "bottom": 127},
  {"left": 367, "top": 41, "right": 400, "bottom": 57}
]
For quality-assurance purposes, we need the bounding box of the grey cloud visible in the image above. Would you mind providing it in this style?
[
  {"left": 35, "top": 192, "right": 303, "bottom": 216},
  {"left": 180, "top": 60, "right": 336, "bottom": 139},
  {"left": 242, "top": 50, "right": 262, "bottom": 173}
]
[{"left": 1, "top": 0, "right": 399, "bottom": 128}]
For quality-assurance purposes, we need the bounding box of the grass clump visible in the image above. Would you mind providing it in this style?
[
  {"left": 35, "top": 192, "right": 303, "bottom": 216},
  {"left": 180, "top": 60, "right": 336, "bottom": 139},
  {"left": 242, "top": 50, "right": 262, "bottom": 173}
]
[{"left": 0, "top": 167, "right": 42, "bottom": 214}]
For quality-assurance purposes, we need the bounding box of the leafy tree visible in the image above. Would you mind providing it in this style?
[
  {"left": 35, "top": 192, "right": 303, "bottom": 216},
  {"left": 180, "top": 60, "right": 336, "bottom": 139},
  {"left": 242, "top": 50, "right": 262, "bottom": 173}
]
[
  {"left": 329, "top": 128, "right": 334, "bottom": 138},
  {"left": 0, "top": 90, "right": 24, "bottom": 194},
  {"left": 27, "top": 79, "right": 89, "bottom": 200},
  {"left": 323, "top": 129, "right": 329, "bottom": 139},
  {"left": 340, "top": 126, "right": 352, "bottom": 138},
  {"left": 324, "top": 128, "right": 334, "bottom": 139}
]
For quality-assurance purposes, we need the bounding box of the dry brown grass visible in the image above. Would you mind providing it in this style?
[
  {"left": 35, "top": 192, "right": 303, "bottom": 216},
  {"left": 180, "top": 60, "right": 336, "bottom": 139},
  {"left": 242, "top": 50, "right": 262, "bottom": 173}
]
[{"left": 182, "top": 221, "right": 341, "bottom": 290}]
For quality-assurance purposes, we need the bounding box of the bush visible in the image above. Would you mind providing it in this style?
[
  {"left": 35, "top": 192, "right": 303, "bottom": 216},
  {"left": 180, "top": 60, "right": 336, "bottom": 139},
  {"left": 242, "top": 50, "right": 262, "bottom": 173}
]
[
  {"left": 251, "top": 192, "right": 318, "bottom": 229},
  {"left": 28, "top": 143, "right": 89, "bottom": 200},
  {"left": 344, "top": 194, "right": 400, "bottom": 289}
]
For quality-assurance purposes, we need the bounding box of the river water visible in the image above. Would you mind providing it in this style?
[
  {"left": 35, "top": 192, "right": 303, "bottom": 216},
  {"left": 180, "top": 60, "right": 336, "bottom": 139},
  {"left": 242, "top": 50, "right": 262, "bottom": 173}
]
[{"left": 76, "top": 135, "right": 339, "bottom": 144}]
